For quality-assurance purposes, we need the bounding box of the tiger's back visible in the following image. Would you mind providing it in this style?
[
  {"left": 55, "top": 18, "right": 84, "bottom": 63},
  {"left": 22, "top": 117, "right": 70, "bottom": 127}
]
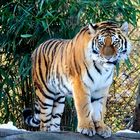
[{"left": 23, "top": 21, "right": 132, "bottom": 138}]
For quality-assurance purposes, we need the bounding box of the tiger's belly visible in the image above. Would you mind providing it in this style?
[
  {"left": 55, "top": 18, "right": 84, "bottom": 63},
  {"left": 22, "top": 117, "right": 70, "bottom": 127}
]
[{"left": 47, "top": 75, "right": 72, "bottom": 96}]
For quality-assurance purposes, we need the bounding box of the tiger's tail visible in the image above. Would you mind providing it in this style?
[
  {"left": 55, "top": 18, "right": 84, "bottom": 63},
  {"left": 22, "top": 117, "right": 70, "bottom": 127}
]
[{"left": 23, "top": 101, "right": 40, "bottom": 127}]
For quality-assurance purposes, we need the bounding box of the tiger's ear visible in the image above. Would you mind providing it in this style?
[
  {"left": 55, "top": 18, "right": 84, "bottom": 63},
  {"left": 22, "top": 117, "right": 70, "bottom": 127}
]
[
  {"left": 121, "top": 22, "right": 128, "bottom": 35},
  {"left": 88, "top": 23, "right": 98, "bottom": 34}
]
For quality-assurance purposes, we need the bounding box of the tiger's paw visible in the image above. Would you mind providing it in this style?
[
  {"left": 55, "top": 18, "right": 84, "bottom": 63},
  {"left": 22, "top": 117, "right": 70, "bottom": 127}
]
[
  {"left": 96, "top": 125, "right": 111, "bottom": 138},
  {"left": 77, "top": 127, "right": 96, "bottom": 136}
]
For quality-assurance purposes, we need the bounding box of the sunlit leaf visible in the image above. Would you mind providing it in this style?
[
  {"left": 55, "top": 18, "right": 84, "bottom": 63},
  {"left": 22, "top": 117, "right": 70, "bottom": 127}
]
[{"left": 20, "top": 34, "right": 33, "bottom": 38}]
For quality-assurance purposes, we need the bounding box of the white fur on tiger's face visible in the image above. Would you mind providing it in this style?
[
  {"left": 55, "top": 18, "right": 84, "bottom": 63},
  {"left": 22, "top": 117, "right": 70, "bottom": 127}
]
[{"left": 23, "top": 21, "right": 132, "bottom": 138}]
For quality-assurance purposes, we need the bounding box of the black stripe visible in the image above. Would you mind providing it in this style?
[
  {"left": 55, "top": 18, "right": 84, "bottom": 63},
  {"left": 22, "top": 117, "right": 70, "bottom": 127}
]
[
  {"left": 106, "top": 70, "right": 113, "bottom": 81},
  {"left": 47, "top": 113, "right": 52, "bottom": 117},
  {"left": 54, "top": 123, "right": 60, "bottom": 126},
  {"left": 33, "top": 48, "right": 39, "bottom": 83},
  {"left": 27, "top": 116, "right": 32, "bottom": 125},
  {"left": 100, "top": 21, "right": 117, "bottom": 25},
  {"left": 82, "top": 28, "right": 89, "bottom": 35},
  {"left": 44, "top": 40, "right": 53, "bottom": 53},
  {"left": 92, "top": 39, "right": 98, "bottom": 54},
  {"left": 100, "top": 28, "right": 116, "bottom": 33},
  {"left": 45, "top": 87, "right": 55, "bottom": 95},
  {"left": 93, "top": 50, "right": 98, "bottom": 54},
  {"left": 52, "top": 41, "right": 62, "bottom": 60},
  {"left": 73, "top": 51, "right": 81, "bottom": 74},
  {"left": 57, "top": 77, "right": 65, "bottom": 94},
  {"left": 35, "top": 107, "right": 40, "bottom": 114},
  {"left": 46, "top": 41, "right": 58, "bottom": 76},
  {"left": 55, "top": 92, "right": 61, "bottom": 95},
  {"left": 121, "top": 50, "right": 127, "bottom": 53},
  {"left": 76, "top": 26, "right": 88, "bottom": 39},
  {"left": 36, "top": 95, "right": 53, "bottom": 107},
  {"left": 43, "top": 46, "right": 49, "bottom": 86},
  {"left": 45, "top": 40, "right": 57, "bottom": 53},
  {"left": 84, "top": 63, "right": 94, "bottom": 83},
  {"left": 32, "top": 118, "right": 40, "bottom": 124},
  {"left": 35, "top": 82, "right": 54, "bottom": 101},
  {"left": 106, "top": 60, "right": 118, "bottom": 65},
  {"left": 42, "top": 118, "right": 51, "bottom": 123},
  {"left": 90, "top": 23, "right": 98, "bottom": 30},
  {"left": 91, "top": 97, "right": 103, "bottom": 103},
  {"left": 55, "top": 64, "right": 62, "bottom": 93},
  {"left": 52, "top": 113, "right": 62, "bottom": 118},
  {"left": 63, "top": 84, "right": 70, "bottom": 93},
  {"left": 93, "top": 61, "right": 101, "bottom": 75},
  {"left": 40, "top": 112, "right": 46, "bottom": 115},
  {"left": 38, "top": 48, "right": 55, "bottom": 95},
  {"left": 124, "top": 37, "right": 127, "bottom": 49},
  {"left": 59, "top": 77, "right": 70, "bottom": 93},
  {"left": 119, "top": 34, "right": 127, "bottom": 49},
  {"left": 56, "top": 101, "right": 65, "bottom": 104},
  {"left": 118, "top": 34, "right": 126, "bottom": 51},
  {"left": 60, "top": 46, "right": 65, "bottom": 74},
  {"left": 50, "top": 123, "right": 60, "bottom": 127},
  {"left": 55, "top": 96, "right": 65, "bottom": 102},
  {"left": 81, "top": 129, "right": 84, "bottom": 134},
  {"left": 48, "top": 41, "right": 59, "bottom": 63},
  {"left": 34, "top": 49, "right": 44, "bottom": 87},
  {"left": 86, "top": 111, "right": 91, "bottom": 117}
]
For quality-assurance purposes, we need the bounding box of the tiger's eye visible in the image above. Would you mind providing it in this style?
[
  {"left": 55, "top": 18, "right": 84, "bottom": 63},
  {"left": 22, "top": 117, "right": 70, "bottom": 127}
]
[
  {"left": 98, "top": 41, "right": 104, "bottom": 46},
  {"left": 113, "top": 40, "right": 120, "bottom": 46}
]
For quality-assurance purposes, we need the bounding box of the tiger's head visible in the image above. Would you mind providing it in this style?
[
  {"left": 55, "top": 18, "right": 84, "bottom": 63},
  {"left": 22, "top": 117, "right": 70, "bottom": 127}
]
[{"left": 87, "top": 21, "right": 132, "bottom": 67}]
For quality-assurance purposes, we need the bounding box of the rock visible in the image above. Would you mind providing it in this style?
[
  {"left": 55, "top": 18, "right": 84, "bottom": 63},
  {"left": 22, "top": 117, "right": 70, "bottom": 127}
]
[{"left": 0, "top": 129, "right": 140, "bottom": 140}]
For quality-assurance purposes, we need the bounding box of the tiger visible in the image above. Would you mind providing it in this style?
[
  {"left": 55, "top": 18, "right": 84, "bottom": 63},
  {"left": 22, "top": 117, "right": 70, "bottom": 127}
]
[{"left": 23, "top": 21, "right": 132, "bottom": 138}]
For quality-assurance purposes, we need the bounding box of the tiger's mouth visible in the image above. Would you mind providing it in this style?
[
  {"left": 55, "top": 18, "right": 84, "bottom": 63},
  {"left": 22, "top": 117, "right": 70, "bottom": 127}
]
[
  {"left": 103, "top": 50, "right": 128, "bottom": 65},
  {"left": 100, "top": 54, "right": 120, "bottom": 66}
]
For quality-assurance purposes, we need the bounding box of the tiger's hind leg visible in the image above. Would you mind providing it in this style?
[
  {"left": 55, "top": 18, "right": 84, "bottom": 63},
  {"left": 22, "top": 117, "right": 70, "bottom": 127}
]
[
  {"left": 23, "top": 100, "right": 40, "bottom": 128},
  {"left": 35, "top": 83, "right": 55, "bottom": 131},
  {"left": 49, "top": 93, "right": 65, "bottom": 131}
]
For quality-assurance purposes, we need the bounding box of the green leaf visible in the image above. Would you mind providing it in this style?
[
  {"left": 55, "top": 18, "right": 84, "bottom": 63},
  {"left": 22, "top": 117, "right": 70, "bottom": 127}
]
[
  {"left": 66, "top": 96, "right": 73, "bottom": 107},
  {"left": 20, "top": 34, "right": 33, "bottom": 38},
  {"left": 115, "top": 62, "right": 120, "bottom": 76},
  {"left": 41, "top": 20, "right": 48, "bottom": 31},
  {"left": 39, "top": 0, "right": 45, "bottom": 11},
  {"left": 125, "top": 58, "right": 132, "bottom": 69}
]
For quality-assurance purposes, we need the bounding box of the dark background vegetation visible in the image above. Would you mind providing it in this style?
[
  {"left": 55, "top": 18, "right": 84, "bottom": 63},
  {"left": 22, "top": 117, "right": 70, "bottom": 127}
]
[{"left": 0, "top": 0, "right": 140, "bottom": 131}]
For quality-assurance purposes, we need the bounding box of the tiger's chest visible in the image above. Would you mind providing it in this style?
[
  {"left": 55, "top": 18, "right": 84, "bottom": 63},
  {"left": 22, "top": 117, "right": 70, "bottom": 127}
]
[{"left": 82, "top": 64, "right": 114, "bottom": 93}]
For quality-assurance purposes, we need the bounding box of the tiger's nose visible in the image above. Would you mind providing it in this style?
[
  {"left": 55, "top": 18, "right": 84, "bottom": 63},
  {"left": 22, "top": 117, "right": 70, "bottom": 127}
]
[{"left": 101, "top": 45, "right": 117, "bottom": 60}]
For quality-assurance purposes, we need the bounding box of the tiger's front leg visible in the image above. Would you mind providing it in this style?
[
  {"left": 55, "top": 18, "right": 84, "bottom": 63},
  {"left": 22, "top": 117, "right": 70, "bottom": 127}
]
[
  {"left": 91, "top": 88, "right": 111, "bottom": 138},
  {"left": 71, "top": 77, "right": 96, "bottom": 136}
]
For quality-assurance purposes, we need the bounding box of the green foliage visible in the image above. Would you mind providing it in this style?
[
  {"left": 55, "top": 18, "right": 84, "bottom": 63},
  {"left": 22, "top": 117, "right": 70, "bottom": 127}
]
[
  {"left": 125, "top": 58, "right": 133, "bottom": 69},
  {"left": 0, "top": 0, "right": 140, "bottom": 129},
  {"left": 116, "top": 58, "right": 133, "bottom": 76}
]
